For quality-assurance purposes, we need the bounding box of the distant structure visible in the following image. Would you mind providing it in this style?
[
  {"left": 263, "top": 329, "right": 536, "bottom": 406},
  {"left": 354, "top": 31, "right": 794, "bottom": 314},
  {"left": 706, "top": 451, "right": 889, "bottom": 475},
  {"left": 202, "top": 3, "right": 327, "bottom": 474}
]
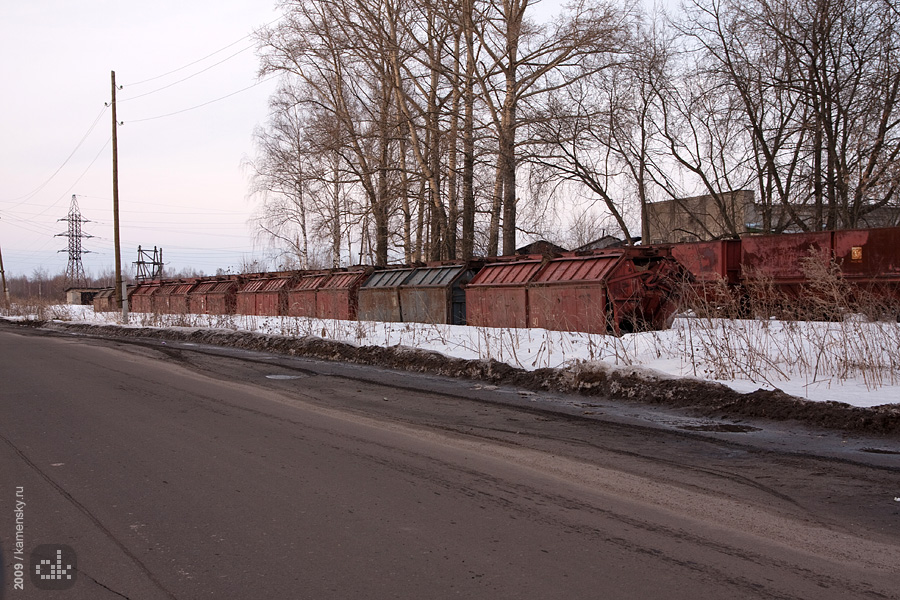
[
  {"left": 574, "top": 235, "right": 631, "bottom": 252},
  {"left": 65, "top": 287, "right": 101, "bottom": 305},
  {"left": 515, "top": 240, "right": 568, "bottom": 256},
  {"left": 645, "top": 190, "right": 755, "bottom": 244},
  {"left": 645, "top": 189, "right": 900, "bottom": 243},
  {"left": 56, "top": 195, "right": 92, "bottom": 288},
  {"left": 134, "top": 245, "right": 164, "bottom": 281}
]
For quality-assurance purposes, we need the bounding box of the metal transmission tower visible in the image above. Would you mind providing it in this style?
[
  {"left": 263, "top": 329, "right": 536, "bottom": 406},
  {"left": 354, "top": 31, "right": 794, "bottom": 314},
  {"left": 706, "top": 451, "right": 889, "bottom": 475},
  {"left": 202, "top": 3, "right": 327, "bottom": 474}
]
[
  {"left": 134, "top": 245, "right": 164, "bottom": 281},
  {"left": 56, "top": 195, "right": 93, "bottom": 288}
]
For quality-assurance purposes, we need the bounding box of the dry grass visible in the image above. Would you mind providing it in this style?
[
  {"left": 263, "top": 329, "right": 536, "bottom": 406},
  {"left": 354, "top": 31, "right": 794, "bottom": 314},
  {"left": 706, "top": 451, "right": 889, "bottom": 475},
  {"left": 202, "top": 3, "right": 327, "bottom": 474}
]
[
  {"left": 672, "top": 253, "right": 900, "bottom": 390},
  {"left": 0, "top": 297, "right": 73, "bottom": 321},
  {"left": 10, "top": 276, "right": 898, "bottom": 395}
]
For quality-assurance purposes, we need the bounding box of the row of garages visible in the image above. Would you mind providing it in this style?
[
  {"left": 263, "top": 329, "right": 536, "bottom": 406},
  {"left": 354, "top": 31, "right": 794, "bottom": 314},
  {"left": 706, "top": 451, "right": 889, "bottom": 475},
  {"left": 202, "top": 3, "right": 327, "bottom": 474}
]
[
  {"left": 94, "top": 247, "right": 685, "bottom": 335},
  {"left": 670, "top": 226, "right": 900, "bottom": 300},
  {"left": 92, "top": 226, "right": 900, "bottom": 333}
]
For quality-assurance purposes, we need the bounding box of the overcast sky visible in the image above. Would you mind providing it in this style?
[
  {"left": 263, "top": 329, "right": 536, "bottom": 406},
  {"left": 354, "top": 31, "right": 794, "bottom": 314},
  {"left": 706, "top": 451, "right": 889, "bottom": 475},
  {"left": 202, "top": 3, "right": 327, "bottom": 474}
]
[
  {"left": 0, "top": 0, "right": 586, "bottom": 280},
  {"left": 0, "top": 1, "right": 282, "bottom": 278}
]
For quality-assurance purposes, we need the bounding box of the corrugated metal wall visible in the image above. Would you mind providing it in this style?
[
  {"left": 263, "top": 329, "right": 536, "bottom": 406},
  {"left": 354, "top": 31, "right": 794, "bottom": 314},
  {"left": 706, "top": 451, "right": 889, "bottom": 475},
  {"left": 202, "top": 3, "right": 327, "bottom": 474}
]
[
  {"left": 358, "top": 269, "right": 415, "bottom": 322},
  {"left": 317, "top": 271, "right": 370, "bottom": 321}
]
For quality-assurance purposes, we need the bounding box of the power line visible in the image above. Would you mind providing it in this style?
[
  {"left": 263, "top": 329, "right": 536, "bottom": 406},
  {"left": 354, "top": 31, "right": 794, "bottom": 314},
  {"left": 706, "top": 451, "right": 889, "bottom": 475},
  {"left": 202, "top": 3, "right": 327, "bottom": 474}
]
[
  {"left": 126, "top": 75, "right": 279, "bottom": 124},
  {"left": 0, "top": 138, "right": 112, "bottom": 253},
  {"left": 27, "top": 138, "right": 112, "bottom": 221},
  {"left": 64, "top": 196, "right": 250, "bottom": 213},
  {"left": 2, "top": 17, "right": 283, "bottom": 210},
  {"left": 0, "top": 217, "right": 59, "bottom": 237},
  {"left": 118, "top": 44, "right": 256, "bottom": 102},
  {"left": 0, "top": 106, "right": 108, "bottom": 206},
  {"left": 121, "top": 15, "right": 283, "bottom": 87}
]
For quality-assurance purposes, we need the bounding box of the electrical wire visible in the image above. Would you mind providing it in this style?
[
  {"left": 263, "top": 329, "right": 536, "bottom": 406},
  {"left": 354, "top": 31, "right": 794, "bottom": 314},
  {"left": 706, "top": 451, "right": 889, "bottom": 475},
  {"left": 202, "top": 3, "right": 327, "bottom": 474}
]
[
  {"left": 0, "top": 139, "right": 110, "bottom": 263},
  {"left": 1, "top": 136, "right": 108, "bottom": 238},
  {"left": 0, "top": 216, "right": 60, "bottom": 237},
  {"left": 117, "top": 44, "right": 256, "bottom": 103},
  {"left": 3, "top": 16, "right": 283, "bottom": 212},
  {"left": 0, "top": 106, "right": 108, "bottom": 207},
  {"left": 27, "top": 139, "right": 112, "bottom": 221},
  {"left": 121, "top": 15, "right": 283, "bottom": 88},
  {"left": 2, "top": 18, "right": 285, "bottom": 276},
  {"left": 126, "top": 75, "right": 279, "bottom": 123},
  {"left": 73, "top": 196, "right": 249, "bottom": 214}
]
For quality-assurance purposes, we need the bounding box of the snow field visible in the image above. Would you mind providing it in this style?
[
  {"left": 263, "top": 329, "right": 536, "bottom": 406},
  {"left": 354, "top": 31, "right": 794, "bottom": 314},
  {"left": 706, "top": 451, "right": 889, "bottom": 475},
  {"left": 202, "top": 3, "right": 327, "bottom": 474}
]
[{"left": 12, "top": 304, "right": 900, "bottom": 408}]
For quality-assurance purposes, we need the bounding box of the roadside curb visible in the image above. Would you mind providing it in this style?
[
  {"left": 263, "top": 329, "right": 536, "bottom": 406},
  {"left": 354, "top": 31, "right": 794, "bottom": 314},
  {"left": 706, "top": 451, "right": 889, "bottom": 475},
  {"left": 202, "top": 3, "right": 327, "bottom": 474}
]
[{"left": 5, "top": 317, "right": 899, "bottom": 436}]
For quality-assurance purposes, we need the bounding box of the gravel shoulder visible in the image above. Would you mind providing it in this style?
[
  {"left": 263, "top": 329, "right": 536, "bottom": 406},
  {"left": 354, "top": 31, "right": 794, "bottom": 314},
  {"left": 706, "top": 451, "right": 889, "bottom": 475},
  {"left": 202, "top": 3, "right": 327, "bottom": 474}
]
[{"left": 5, "top": 318, "right": 899, "bottom": 437}]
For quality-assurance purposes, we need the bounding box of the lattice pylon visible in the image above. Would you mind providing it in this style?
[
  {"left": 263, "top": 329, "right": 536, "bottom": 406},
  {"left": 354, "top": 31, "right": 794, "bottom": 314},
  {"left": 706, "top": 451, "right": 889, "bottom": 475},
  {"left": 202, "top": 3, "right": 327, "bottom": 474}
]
[{"left": 56, "top": 195, "right": 93, "bottom": 288}]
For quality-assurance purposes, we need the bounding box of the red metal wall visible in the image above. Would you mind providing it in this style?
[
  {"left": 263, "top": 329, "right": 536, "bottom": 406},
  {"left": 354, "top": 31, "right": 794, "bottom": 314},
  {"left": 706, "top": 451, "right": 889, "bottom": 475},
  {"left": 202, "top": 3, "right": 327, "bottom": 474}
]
[
  {"left": 130, "top": 282, "right": 159, "bottom": 313},
  {"left": 317, "top": 271, "right": 369, "bottom": 320},
  {"left": 464, "top": 259, "right": 543, "bottom": 329},
  {"left": 236, "top": 279, "right": 265, "bottom": 315},
  {"left": 287, "top": 273, "right": 328, "bottom": 317},
  {"left": 287, "top": 290, "right": 317, "bottom": 317},
  {"left": 256, "top": 279, "right": 288, "bottom": 316},
  {"left": 189, "top": 282, "right": 217, "bottom": 314},
  {"left": 466, "top": 287, "right": 530, "bottom": 329},
  {"left": 192, "top": 280, "right": 239, "bottom": 315},
  {"left": 318, "top": 289, "right": 354, "bottom": 320},
  {"left": 526, "top": 255, "right": 619, "bottom": 334},
  {"left": 833, "top": 227, "right": 900, "bottom": 281},
  {"left": 206, "top": 287, "right": 237, "bottom": 315},
  {"left": 528, "top": 285, "right": 608, "bottom": 334},
  {"left": 153, "top": 283, "right": 181, "bottom": 314},
  {"left": 741, "top": 232, "right": 834, "bottom": 284},
  {"left": 471, "top": 260, "right": 543, "bottom": 286},
  {"left": 168, "top": 282, "right": 196, "bottom": 314},
  {"left": 671, "top": 240, "right": 742, "bottom": 284},
  {"left": 236, "top": 277, "right": 293, "bottom": 316},
  {"left": 833, "top": 227, "right": 900, "bottom": 305}
]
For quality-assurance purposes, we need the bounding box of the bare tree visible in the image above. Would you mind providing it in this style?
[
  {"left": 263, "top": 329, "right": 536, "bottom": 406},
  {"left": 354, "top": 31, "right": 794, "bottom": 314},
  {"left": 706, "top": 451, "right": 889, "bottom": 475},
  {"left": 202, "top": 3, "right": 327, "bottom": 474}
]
[
  {"left": 258, "top": 0, "right": 406, "bottom": 266},
  {"left": 247, "top": 84, "right": 314, "bottom": 269},
  {"left": 530, "top": 78, "right": 638, "bottom": 243},
  {"left": 676, "top": 0, "right": 900, "bottom": 231},
  {"left": 255, "top": 0, "right": 640, "bottom": 263},
  {"left": 475, "top": 0, "right": 635, "bottom": 254},
  {"left": 527, "top": 13, "right": 682, "bottom": 245}
]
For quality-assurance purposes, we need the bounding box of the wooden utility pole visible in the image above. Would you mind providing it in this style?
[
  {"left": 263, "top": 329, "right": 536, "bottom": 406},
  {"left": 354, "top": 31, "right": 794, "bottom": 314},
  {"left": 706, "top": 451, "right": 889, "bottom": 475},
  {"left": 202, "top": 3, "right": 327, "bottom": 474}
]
[
  {"left": 0, "top": 241, "right": 10, "bottom": 307},
  {"left": 111, "top": 70, "right": 124, "bottom": 313}
]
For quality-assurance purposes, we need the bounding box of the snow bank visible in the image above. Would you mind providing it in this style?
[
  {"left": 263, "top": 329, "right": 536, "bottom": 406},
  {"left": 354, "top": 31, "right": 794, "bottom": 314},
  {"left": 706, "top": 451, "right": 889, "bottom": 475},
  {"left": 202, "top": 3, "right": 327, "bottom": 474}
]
[{"left": 19, "top": 305, "right": 900, "bottom": 408}]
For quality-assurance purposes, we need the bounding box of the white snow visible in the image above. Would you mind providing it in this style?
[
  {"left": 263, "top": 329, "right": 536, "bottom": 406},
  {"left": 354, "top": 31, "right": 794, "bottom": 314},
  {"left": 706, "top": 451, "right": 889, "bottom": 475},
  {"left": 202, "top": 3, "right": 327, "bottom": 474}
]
[{"left": 10, "top": 305, "right": 900, "bottom": 408}]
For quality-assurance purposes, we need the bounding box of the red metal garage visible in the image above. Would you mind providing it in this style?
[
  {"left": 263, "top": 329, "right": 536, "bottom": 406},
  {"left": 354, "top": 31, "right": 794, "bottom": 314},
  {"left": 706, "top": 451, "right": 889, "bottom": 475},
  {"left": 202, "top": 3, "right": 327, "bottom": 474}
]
[
  {"left": 130, "top": 281, "right": 160, "bottom": 313},
  {"left": 287, "top": 272, "right": 330, "bottom": 318},
  {"left": 152, "top": 282, "right": 182, "bottom": 314},
  {"left": 317, "top": 269, "right": 371, "bottom": 321},
  {"left": 670, "top": 240, "right": 741, "bottom": 285},
  {"left": 465, "top": 257, "right": 545, "bottom": 329},
  {"left": 236, "top": 275, "right": 296, "bottom": 316},
  {"left": 189, "top": 278, "right": 240, "bottom": 315},
  {"left": 168, "top": 280, "right": 197, "bottom": 314},
  {"left": 528, "top": 249, "right": 682, "bottom": 334},
  {"left": 741, "top": 232, "right": 834, "bottom": 295}
]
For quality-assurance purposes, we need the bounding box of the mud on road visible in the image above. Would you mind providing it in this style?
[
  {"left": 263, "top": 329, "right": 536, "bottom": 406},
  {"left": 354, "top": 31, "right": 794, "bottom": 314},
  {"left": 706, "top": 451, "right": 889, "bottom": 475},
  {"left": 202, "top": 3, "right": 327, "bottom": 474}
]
[
  {"left": 7, "top": 319, "right": 898, "bottom": 437},
  {"left": 3, "top": 321, "right": 899, "bottom": 600}
]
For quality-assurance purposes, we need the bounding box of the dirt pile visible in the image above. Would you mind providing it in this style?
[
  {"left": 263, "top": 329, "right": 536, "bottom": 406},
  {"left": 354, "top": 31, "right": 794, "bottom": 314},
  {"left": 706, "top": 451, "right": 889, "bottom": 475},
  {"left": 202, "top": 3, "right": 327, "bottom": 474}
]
[{"left": 16, "top": 319, "right": 900, "bottom": 436}]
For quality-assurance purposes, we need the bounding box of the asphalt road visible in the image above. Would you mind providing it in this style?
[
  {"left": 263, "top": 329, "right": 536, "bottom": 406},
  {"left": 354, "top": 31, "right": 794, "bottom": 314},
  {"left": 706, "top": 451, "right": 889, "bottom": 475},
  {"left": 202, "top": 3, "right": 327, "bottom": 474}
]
[{"left": 1, "top": 324, "right": 898, "bottom": 599}]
